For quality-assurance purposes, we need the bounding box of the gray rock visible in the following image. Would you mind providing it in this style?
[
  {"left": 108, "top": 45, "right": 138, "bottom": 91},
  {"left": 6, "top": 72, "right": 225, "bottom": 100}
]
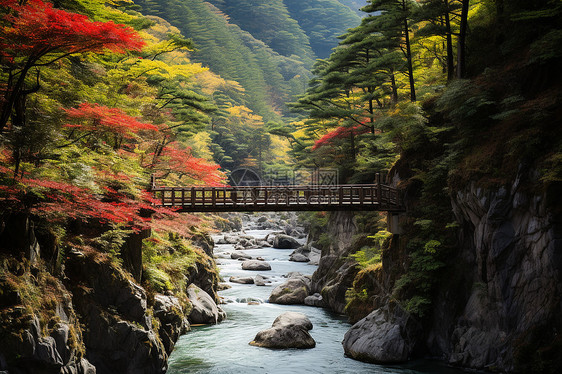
[
  {"left": 231, "top": 252, "right": 251, "bottom": 260},
  {"left": 269, "top": 277, "right": 310, "bottom": 304},
  {"left": 229, "top": 276, "right": 255, "bottom": 284},
  {"left": 153, "top": 294, "right": 187, "bottom": 353},
  {"left": 343, "top": 307, "right": 418, "bottom": 364},
  {"left": 273, "top": 234, "right": 300, "bottom": 249},
  {"left": 187, "top": 284, "right": 226, "bottom": 324},
  {"left": 254, "top": 274, "right": 271, "bottom": 286},
  {"left": 241, "top": 260, "right": 272, "bottom": 271},
  {"left": 249, "top": 312, "right": 315, "bottom": 349},
  {"left": 223, "top": 235, "right": 239, "bottom": 244},
  {"left": 304, "top": 293, "right": 325, "bottom": 307},
  {"left": 289, "top": 253, "right": 310, "bottom": 262},
  {"left": 308, "top": 247, "right": 321, "bottom": 265}
]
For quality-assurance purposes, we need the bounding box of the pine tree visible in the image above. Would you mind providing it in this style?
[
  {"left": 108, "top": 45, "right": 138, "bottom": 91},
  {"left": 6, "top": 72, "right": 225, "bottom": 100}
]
[{"left": 362, "top": 0, "right": 417, "bottom": 101}]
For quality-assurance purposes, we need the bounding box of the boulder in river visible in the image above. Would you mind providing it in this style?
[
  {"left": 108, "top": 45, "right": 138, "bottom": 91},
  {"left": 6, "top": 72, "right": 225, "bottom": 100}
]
[
  {"left": 241, "top": 260, "right": 272, "bottom": 271},
  {"left": 304, "top": 293, "right": 325, "bottom": 307},
  {"left": 254, "top": 274, "right": 271, "bottom": 286},
  {"left": 231, "top": 252, "right": 251, "bottom": 260},
  {"left": 290, "top": 253, "right": 310, "bottom": 262},
  {"left": 342, "top": 305, "right": 420, "bottom": 364},
  {"left": 273, "top": 234, "right": 300, "bottom": 249},
  {"left": 269, "top": 277, "right": 310, "bottom": 304},
  {"left": 186, "top": 284, "right": 226, "bottom": 324},
  {"left": 249, "top": 312, "right": 315, "bottom": 349},
  {"left": 229, "top": 276, "right": 255, "bottom": 284}
]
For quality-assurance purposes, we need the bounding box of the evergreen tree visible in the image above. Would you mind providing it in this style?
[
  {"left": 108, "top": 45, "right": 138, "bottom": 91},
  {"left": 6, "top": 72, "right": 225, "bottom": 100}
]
[{"left": 362, "top": 0, "right": 417, "bottom": 101}]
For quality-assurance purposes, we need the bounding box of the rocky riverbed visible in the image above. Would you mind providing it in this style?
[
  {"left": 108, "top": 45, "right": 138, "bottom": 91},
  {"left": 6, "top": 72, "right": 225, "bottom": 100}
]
[{"left": 166, "top": 213, "right": 467, "bottom": 374}]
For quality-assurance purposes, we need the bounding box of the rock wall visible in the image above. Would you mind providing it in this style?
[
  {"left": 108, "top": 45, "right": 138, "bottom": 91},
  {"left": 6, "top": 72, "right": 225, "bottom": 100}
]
[
  {"left": 428, "top": 180, "right": 562, "bottom": 372},
  {"left": 317, "top": 172, "right": 562, "bottom": 373},
  {"left": 310, "top": 211, "right": 359, "bottom": 314},
  {"left": 0, "top": 216, "right": 222, "bottom": 374}
]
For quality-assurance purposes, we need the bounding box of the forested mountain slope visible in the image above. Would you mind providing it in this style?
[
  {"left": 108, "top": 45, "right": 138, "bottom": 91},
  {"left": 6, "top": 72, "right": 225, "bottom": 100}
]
[
  {"left": 336, "top": 0, "right": 367, "bottom": 16},
  {"left": 208, "top": 0, "right": 360, "bottom": 59},
  {"left": 135, "top": 0, "right": 361, "bottom": 120}
]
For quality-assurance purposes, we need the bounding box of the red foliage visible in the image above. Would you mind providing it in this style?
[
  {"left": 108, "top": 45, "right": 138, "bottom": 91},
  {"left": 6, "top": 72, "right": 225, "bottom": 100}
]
[
  {"left": 64, "top": 102, "right": 158, "bottom": 137},
  {"left": 312, "top": 125, "right": 370, "bottom": 151},
  {"left": 152, "top": 143, "right": 225, "bottom": 186},
  {"left": 0, "top": 0, "right": 144, "bottom": 63}
]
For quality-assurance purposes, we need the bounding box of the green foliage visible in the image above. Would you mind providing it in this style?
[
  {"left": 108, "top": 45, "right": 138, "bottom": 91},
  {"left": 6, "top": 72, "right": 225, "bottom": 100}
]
[
  {"left": 350, "top": 230, "right": 391, "bottom": 269},
  {"left": 92, "top": 226, "right": 133, "bottom": 263}
]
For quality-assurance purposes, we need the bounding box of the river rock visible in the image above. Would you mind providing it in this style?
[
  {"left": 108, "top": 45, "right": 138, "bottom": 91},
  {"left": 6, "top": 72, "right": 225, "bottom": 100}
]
[
  {"left": 268, "top": 277, "right": 310, "bottom": 304},
  {"left": 229, "top": 276, "right": 254, "bottom": 284},
  {"left": 254, "top": 274, "right": 271, "bottom": 286},
  {"left": 273, "top": 234, "right": 300, "bottom": 249},
  {"left": 186, "top": 284, "right": 226, "bottom": 324},
  {"left": 289, "top": 245, "right": 310, "bottom": 262},
  {"left": 223, "top": 235, "right": 239, "bottom": 244},
  {"left": 231, "top": 252, "right": 251, "bottom": 260},
  {"left": 342, "top": 305, "right": 419, "bottom": 364},
  {"left": 308, "top": 247, "right": 321, "bottom": 265},
  {"left": 304, "top": 293, "right": 325, "bottom": 307},
  {"left": 241, "top": 260, "right": 271, "bottom": 271},
  {"left": 290, "top": 253, "right": 310, "bottom": 262},
  {"left": 249, "top": 312, "right": 315, "bottom": 349}
]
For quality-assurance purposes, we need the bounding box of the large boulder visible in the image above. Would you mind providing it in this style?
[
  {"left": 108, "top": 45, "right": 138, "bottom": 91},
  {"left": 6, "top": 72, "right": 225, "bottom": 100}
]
[
  {"left": 231, "top": 252, "right": 251, "bottom": 260},
  {"left": 241, "top": 260, "right": 271, "bottom": 271},
  {"left": 249, "top": 312, "right": 315, "bottom": 349},
  {"left": 229, "top": 276, "right": 254, "bottom": 284},
  {"left": 342, "top": 305, "right": 420, "bottom": 364},
  {"left": 186, "top": 284, "right": 226, "bottom": 324},
  {"left": 273, "top": 234, "right": 300, "bottom": 249},
  {"left": 268, "top": 277, "right": 310, "bottom": 305}
]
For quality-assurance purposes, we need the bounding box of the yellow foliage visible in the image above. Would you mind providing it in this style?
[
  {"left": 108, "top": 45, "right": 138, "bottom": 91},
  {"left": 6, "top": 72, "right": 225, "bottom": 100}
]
[
  {"left": 195, "top": 71, "right": 245, "bottom": 95},
  {"left": 189, "top": 132, "right": 215, "bottom": 161}
]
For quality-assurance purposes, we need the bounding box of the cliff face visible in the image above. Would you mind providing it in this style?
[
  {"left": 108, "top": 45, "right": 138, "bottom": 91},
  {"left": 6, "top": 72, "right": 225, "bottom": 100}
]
[
  {"left": 429, "top": 178, "right": 562, "bottom": 372},
  {"left": 310, "top": 211, "right": 359, "bottom": 314},
  {"left": 318, "top": 172, "right": 562, "bottom": 372},
  {"left": 0, "top": 216, "right": 221, "bottom": 374}
]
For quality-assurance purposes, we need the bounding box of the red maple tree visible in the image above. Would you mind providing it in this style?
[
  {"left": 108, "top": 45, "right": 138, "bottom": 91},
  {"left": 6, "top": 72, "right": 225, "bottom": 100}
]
[
  {"left": 64, "top": 102, "right": 158, "bottom": 141},
  {"left": 150, "top": 142, "right": 225, "bottom": 187},
  {"left": 312, "top": 124, "right": 371, "bottom": 151},
  {"left": 0, "top": 0, "right": 145, "bottom": 132}
]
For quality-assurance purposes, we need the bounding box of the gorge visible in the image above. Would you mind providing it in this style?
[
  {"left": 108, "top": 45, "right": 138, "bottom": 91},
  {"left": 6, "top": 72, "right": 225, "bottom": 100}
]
[{"left": 1, "top": 0, "right": 562, "bottom": 373}]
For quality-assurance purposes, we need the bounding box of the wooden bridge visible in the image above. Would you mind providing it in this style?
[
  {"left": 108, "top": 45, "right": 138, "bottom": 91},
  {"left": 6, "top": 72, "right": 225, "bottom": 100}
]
[{"left": 150, "top": 176, "right": 403, "bottom": 213}]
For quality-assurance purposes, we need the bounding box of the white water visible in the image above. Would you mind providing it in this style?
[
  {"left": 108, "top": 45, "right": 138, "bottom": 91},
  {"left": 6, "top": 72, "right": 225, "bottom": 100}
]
[{"left": 167, "top": 229, "right": 464, "bottom": 374}]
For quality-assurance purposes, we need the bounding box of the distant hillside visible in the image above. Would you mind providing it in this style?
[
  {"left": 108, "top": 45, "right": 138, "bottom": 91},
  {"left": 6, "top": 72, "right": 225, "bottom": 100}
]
[
  {"left": 134, "top": 0, "right": 359, "bottom": 120},
  {"left": 284, "top": 0, "right": 361, "bottom": 59},
  {"left": 336, "top": 0, "right": 367, "bottom": 16},
  {"left": 134, "top": 0, "right": 309, "bottom": 120},
  {"left": 209, "top": 0, "right": 360, "bottom": 60}
]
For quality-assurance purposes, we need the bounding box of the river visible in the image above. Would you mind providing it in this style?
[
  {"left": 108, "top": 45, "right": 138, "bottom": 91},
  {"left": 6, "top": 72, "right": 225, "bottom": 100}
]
[{"left": 167, "top": 229, "right": 465, "bottom": 374}]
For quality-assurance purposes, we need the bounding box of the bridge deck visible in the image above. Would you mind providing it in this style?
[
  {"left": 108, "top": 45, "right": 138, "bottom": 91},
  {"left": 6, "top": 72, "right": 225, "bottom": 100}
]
[{"left": 151, "top": 184, "right": 403, "bottom": 212}]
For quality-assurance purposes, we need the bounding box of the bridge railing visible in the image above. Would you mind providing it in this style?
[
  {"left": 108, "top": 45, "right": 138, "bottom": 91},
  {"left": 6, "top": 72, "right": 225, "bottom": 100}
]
[{"left": 150, "top": 183, "right": 402, "bottom": 212}]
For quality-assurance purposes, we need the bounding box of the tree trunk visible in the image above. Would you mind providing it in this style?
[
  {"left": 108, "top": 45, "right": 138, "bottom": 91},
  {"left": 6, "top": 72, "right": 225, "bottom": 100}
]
[
  {"left": 391, "top": 72, "right": 398, "bottom": 105},
  {"left": 402, "top": 1, "right": 416, "bottom": 101},
  {"left": 369, "top": 97, "right": 375, "bottom": 134},
  {"left": 444, "top": 0, "right": 455, "bottom": 80},
  {"left": 457, "top": 0, "right": 470, "bottom": 79}
]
